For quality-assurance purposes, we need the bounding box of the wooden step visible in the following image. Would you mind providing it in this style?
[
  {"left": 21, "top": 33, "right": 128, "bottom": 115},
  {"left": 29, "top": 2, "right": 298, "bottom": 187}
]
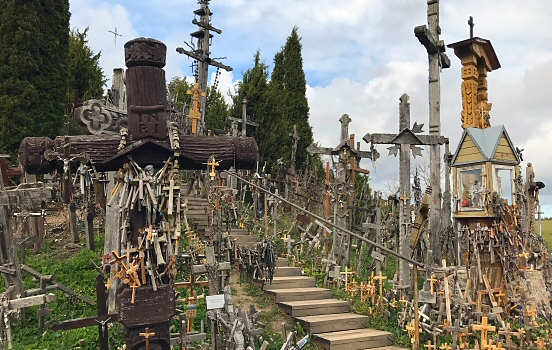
[
  {"left": 313, "top": 328, "right": 392, "bottom": 350},
  {"left": 276, "top": 258, "right": 288, "bottom": 267},
  {"left": 234, "top": 236, "right": 259, "bottom": 243},
  {"left": 279, "top": 299, "right": 349, "bottom": 317},
  {"left": 230, "top": 229, "right": 249, "bottom": 236},
  {"left": 295, "top": 313, "right": 368, "bottom": 334},
  {"left": 263, "top": 276, "right": 316, "bottom": 290},
  {"left": 265, "top": 287, "right": 332, "bottom": 303},
  {"left": 274, "top": 267, "right": 302, "bottom": 277}
]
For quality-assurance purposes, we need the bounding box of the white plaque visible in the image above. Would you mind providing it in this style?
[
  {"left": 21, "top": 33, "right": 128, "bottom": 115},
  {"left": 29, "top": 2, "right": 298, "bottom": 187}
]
[{"left": 206, "top": 294, "right": 225, "bottom": 310}]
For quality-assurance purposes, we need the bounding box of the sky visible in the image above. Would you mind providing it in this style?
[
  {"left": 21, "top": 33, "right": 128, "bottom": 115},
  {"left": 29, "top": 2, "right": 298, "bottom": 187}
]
[{"left": 69, "top": 0, "right": 552, "bottom": 216}]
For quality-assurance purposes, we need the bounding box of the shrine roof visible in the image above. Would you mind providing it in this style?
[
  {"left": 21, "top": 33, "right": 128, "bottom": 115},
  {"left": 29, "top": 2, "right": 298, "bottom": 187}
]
[
  {"left": 447, "top": 37, "right": 501, "bottom": 71},
  {"left": 452, "top": 125, "right": 520, "bottom": 166}
]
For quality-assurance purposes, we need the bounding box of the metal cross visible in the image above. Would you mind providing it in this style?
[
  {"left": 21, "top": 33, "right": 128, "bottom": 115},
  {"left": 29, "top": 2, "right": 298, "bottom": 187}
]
[
  {"left": 468, "top": 16, "right": 474, "bottom": 39},
  {"left": 108, "top": 27, "right": 123, "bottom": 46}
]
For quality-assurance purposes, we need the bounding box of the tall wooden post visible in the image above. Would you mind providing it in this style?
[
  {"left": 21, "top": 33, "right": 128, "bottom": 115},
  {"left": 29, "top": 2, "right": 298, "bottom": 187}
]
[
  {"left": 398, "top": 95, "right": 412, "bottom": 288},
  {"left": 176, "top": 0, "right": 232, "bottom": 135},
  {"left": 415, "top": 0, "right": 450, "bottom": 264}
]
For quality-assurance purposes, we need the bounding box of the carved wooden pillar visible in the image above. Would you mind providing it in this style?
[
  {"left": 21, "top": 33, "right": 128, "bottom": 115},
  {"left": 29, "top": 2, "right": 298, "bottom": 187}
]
[{"left": 124, "top": 38, "right": 168, "bottom": 141}]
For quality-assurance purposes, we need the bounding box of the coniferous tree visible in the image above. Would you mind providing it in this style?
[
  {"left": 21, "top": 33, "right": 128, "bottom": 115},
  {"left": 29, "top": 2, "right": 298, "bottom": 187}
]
[
  {"left": 281, "top": 27, "right": 313, "bottom": 170},
  {"left": 62, "top": 27, "right": 106, "bottom": 135},
  {"left": 0, "top": 0, "right": 70, "bottom": 154}
]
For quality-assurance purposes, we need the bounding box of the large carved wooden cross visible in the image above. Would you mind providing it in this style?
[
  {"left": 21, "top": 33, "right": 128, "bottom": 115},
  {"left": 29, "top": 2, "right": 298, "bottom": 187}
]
[
  {"left": 227, "top": 99, "right": 259, "bottom": 137},
  {"left": 362, "top": 94, "right": 446, "bottom": 289},
  {"left": 307, "top": 114, "right": 378, "bottom": 265},
  {"left": 414, "top": 0, "right": 450, "bottom": 263}
]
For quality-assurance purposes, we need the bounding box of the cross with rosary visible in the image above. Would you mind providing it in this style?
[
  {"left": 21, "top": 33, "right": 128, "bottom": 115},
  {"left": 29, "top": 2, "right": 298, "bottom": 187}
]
[{"left": 108, "top": 27, "right": 123, "bottom": 46}]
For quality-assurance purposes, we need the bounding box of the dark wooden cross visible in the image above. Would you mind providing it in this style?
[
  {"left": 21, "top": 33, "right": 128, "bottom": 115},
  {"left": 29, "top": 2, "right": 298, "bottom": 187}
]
[
  {"left": 51, "top": 274, "right": 118, "bottom": 350},
  {"left": 65, "top": 89, "right": 83, "bottom": 117},
  {"left": 363, "top": 94, "right": 446, "bottom": 288},
  {"left": 289, "top": 124, "right": 300, "bottom": 176},
  {"left": 227, "top": 99, "right": 259, "bottom": 137},
  {"left": 468, "top": 16, "right": 474, "bottom": 39},
  {"left": 414, "top": 0, "right": 451, "bottom": 264},
  {"left": 108, "top": 27, "right": 123, "bottom": 46},
  {"left": 307, "top": 114, "right": 378, "bottom": 265}
]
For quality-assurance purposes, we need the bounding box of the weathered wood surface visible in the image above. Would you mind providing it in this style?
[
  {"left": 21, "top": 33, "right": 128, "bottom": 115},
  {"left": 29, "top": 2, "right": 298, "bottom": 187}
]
[
  {"left": 20, "top": 134, "right": 257, "bottom": 173},
  {"left": 117, "top": 285, "right": 175, "bottom": 328},
  {"left": 0, "top": 186, "right": 52, "bottom": 207}
]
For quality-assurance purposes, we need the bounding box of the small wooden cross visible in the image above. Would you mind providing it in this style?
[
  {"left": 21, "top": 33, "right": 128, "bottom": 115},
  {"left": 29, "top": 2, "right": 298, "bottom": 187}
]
[
  {"left": 373, "top": 271, "right": 387, "bottom": 296},
  {"left": 425, "top": 340, "right": 436, "bottom": 350},
  {"left": 439, "top": 343, "right": 452, "bottom": 350},
  {"left": 340, "top": 267, "right": 355, "bottom": 290},
  {"left": 110, "top": 250, "right": 128, "bottom": 270},
  {"left": 498, "top": 323, "right": 514, "bottom": 347},
  {"left": 139, "top": 327, "right": 156, "bottom": 350},
  {"left": 473, "top": 316, "right": 496, "bottom": 346},
  {"left": 427, "top": 274, "right": 438, "bottom": 294},
  {"left": 187, "top": 83, "right": 206, "bottom": 134},
  {"left": 406, "top": 320, "right": 422, "bottom": 344},
  {"left": 131, "top": 285, "right": 139, "bottom": 304},
  {"left": 526, "top": 305, "right": 538, "bottom": 326},
  {"left": 536, "top": 337, "right": 546, "bottom": 350}
]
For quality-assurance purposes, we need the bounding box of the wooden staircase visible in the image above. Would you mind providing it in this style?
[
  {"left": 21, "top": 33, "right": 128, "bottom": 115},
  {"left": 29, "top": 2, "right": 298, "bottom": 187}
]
[
  {"left": 263, "top": 258, "right": 406, "bottom": 350},
  {"left": 230, "top": 228, "right": 260, "bottom": 248},
  {"left": 183, "top": 196, "right": 210, "bottom": 232}
]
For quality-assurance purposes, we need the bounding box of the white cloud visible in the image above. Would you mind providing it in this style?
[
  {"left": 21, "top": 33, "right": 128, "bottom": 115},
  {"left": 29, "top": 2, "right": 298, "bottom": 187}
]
[{"left": 69, "top": 0, "right": 552, "bottom": 214}]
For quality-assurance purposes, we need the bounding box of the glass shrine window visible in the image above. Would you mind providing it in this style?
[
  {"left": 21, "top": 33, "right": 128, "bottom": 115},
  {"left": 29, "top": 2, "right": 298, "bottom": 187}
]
[
  {"left": 459, "top": 166, "right": 485, "bottom": 210},
  {"left": 494, "top": 166, "right": 514, "bottom": 205}
]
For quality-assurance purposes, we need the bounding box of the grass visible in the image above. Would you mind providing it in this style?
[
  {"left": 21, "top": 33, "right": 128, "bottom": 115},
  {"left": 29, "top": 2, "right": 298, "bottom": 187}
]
[{"left": 539, "top": 219, "right": 552, "bottom": 247}]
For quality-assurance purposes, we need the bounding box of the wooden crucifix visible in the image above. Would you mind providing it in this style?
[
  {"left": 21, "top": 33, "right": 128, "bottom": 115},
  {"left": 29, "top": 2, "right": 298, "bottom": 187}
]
[
  {"left": 176, "top": 1, "right": 232, "bottom": 135},
  {"left": 227, "top": 99, "right": 259, "bottom": 137},
  {"left": 51, "top": 274, "right": 118, "bottom": 350},
  {"left": 414, "top": 0, "right": 451, "bottom": 264},
  {"left": 307, "top": 114, "right": 378, "bottom": 265},
  {"left": 289, "top": 124, "right": 300, "bottom": 176},
  {"left": 187, "top": 83, "right": 206, "bottom": 135},
  {"left": 363, "top": 94, "right": 447, "bottom": 289}
]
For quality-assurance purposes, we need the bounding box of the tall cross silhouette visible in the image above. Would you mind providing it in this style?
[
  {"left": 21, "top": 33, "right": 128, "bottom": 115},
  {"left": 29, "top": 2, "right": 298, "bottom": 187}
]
[
  {"left": 468, "top": 16, "right": 474, "bottom": 38},
  {"left": 108, "top": 27, "right": 123, "bottom": 46}
]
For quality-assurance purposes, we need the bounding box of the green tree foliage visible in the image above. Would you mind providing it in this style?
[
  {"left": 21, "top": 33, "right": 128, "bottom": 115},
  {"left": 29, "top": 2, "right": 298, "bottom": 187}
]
[
  {"left": 280, "top": 27, "right": 313, "bottom": 170},
  {"left": 61, "top": 27, "right": 106, "bottom": 135},
  {"left": 230, "top": 51, "right": 288, "bottom": 171},
  {"left": 168, "top": 76, "right": 229, "bottom": 133},
  {"left": 0, "top": 0, "right": 70, "bottom": 155},
  {"left": 66, "top": 28, "right": 105, "bottom": 102}
]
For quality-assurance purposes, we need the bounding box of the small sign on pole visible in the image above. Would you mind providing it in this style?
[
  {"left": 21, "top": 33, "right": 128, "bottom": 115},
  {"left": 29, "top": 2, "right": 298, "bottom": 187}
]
[{"left": 206, "top": 294, "right": 225, "bottom": 310}]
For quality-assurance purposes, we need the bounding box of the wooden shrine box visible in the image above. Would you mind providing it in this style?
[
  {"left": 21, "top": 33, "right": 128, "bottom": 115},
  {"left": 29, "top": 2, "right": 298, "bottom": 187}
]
[{"left": 452, "top": 125, "right": 520, "bottom": 222}]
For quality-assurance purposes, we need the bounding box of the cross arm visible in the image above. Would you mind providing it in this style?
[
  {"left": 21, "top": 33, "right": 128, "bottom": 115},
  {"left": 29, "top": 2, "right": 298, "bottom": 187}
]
[
  {"left": 51, "top": 313, "right": 118, "bottom": 331},
  {"left": 227, "top": 116, "right": 259, "bottom": 127},
  {"left": 414, "top": 25, "right": 451, "bottom": 68},
  {"left": 363, "top": 133, "right": 447, "bottom": 145},
  {"left": 306, "top": 145, "right": 333, "bottom": 156},
  {"left": 192, "top": 19, "right": 222, "bottom": 34},
  {"left": 176, "top": 48, "right": 233, "bottom": 71}
]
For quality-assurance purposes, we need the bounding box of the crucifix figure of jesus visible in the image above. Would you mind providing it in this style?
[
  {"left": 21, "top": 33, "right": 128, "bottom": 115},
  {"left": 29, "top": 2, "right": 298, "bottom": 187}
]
[
  {"left": 414, "top": 0, "right": 451, "bottom": 264},
  {"left": 187, "top": 83, "right": 206, "bottom": 134}
]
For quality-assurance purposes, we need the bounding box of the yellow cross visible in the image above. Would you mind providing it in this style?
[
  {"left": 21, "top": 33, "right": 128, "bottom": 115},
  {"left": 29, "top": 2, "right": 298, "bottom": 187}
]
[
  {"left": 207, "top": 156, "right": 220, "bottom": 180},
  {"left": 372, "top": 271, "right": 387, "bottom": 296},
  {"left": 187, "top": 83, "right": 206, "bottom": 134},
  {"left": 139, "top": 327, "right": 156, "bottom": 350},
  {"left": 473, "top": 317, "right": 496, "bottom": 346}
]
